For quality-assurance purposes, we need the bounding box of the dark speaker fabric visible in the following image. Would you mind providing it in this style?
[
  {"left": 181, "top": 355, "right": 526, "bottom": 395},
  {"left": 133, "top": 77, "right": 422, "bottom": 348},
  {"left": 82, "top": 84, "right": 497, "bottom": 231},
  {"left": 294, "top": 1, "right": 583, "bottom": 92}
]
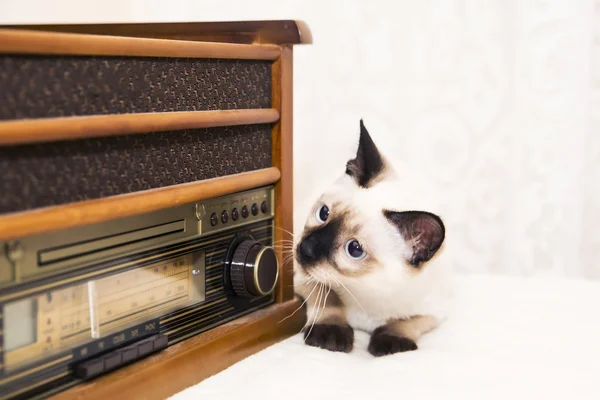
[
  {"left": 0, "top": 56, "right": 272, "bottom": 120},
  {"left": 0, "top": 124, "right": 273, "bottom": 213}
]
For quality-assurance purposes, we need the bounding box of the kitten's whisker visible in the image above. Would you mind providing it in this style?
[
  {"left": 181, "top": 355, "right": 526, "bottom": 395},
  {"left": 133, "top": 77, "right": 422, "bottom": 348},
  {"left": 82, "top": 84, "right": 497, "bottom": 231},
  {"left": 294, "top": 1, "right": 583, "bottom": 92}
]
[
  {"left": 303, "top": 284, "right": 320, "bottom": 336},
  {"left": 316, "top": 281, "right": 332, "bottom": 324},
  {"left": 278, "top": 280, "right": 318, "bottom": 324},
  {"left": 303, "top": 282, "right": 324, "bottom": 341},
  {"left": 274, "top": 226, "right": 296, "bottom": 239},
  {"left": 324, "top": 270, "right": 341, "bottom": 288},
  {"left": 283, "top": 259, "right": 295, "bottom": 267},
  {"left": 335, "top": 278, "right": 366, "bottom": 313},
  {"left": 271, "top": 245, "right": 294, "bottom": 250}
]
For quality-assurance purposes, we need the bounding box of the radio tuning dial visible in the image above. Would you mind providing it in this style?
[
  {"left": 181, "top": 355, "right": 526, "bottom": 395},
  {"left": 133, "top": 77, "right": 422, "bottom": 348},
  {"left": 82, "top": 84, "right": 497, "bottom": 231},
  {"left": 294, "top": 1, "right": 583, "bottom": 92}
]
[{"left": 230, "top": 240, "right": 279, "bottom": 298}]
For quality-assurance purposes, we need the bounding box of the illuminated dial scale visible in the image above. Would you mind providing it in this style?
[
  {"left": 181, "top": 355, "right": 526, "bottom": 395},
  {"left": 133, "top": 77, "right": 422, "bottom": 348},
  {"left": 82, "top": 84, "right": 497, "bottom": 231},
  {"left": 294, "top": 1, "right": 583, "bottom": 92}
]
[{"left": 5, "top": 256, "right": 196, "bottom": 371}]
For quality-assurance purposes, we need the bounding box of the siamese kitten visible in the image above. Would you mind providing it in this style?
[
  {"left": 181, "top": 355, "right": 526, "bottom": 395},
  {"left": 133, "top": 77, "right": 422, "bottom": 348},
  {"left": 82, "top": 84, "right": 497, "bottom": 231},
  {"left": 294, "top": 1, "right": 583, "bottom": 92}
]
[{"left": 293, "top": 120, "right": 451, "bottom": 356}]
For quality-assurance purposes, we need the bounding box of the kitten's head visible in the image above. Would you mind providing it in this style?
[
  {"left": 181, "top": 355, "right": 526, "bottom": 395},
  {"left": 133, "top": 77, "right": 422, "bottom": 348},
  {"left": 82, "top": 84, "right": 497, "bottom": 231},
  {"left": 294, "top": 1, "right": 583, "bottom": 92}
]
[{"left": 294, "top": 120, "right": 446, "bottom": 286}]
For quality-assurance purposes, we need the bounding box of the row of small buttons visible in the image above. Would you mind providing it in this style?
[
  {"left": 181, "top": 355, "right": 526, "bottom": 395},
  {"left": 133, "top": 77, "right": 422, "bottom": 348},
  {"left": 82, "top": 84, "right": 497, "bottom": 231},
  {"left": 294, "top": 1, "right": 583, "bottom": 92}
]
[
  {"left": 75, "top": 334, "right": 168, "bottom": 380},
  {"left": 210, "top": 201, "right": 269, "bottom": 227}
]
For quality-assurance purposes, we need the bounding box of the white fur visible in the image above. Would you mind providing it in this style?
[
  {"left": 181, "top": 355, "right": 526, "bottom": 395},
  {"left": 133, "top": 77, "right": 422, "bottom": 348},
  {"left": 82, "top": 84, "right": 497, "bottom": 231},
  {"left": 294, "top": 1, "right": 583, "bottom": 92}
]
[{"left": 294, "top": 152, "right": 453, "bottom": 334}]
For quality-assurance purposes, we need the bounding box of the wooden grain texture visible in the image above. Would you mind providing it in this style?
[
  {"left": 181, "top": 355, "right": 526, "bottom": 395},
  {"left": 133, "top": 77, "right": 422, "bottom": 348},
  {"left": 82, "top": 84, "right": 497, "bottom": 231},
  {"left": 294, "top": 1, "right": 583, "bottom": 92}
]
[
  {"left": 1, "top": 20, "right": 313, "bottom": 45},
  {"left": 49, "top": 298, "right": 306, "bottom": 400},
  {"left": 272, "top": 46, "right": 296, "bottom": 303},
  {"left": 0, "top": 109, "right": 280, "bottom": 146},
  {"left": 0, "top": 168, "right": 280, "bottom": 241},
  {"left": 0, "top": 28, "right": 281, "bottom": 59}
]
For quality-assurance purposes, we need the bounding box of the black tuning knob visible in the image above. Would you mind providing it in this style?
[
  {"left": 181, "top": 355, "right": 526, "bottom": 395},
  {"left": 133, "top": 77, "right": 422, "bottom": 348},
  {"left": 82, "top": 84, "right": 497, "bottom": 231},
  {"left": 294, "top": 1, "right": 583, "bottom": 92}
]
[{"left": 229, "top": 240, "right": 279, "bottom": 298}]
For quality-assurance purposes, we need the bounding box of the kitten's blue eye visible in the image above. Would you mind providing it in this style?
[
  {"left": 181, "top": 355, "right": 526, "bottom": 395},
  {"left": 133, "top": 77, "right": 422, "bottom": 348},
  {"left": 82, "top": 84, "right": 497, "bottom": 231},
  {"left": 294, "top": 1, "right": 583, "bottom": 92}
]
[
  {"left": 316, "top": 204, "right": 329, "bottom": 223},
  {"left": 345, "top": 239, "right": 366, "bottom": 261}
]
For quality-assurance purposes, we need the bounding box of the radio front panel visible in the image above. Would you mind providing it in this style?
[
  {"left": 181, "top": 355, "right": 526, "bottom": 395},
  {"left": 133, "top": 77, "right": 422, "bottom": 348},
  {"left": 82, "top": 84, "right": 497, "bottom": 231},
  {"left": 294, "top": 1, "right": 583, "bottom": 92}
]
[
  {"left": 0, "top": 185, "right": 273, "bottom": 287},
  {"left": 0, "top": 186, "right": 277, "bottom": 399}
]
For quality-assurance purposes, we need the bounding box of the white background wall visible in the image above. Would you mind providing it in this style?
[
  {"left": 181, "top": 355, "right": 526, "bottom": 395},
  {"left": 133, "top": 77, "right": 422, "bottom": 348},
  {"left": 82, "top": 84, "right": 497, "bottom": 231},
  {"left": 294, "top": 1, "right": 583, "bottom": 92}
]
[{"left": 2, "top": 0, "right": 599, "bottom": 280}]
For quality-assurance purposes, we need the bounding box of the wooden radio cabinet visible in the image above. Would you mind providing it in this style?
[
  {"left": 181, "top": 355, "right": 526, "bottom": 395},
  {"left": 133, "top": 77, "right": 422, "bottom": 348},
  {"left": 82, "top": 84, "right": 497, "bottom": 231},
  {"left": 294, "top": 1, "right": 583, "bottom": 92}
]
[{"left": 0, "top": 20, "right": 311, "bottom": 399}]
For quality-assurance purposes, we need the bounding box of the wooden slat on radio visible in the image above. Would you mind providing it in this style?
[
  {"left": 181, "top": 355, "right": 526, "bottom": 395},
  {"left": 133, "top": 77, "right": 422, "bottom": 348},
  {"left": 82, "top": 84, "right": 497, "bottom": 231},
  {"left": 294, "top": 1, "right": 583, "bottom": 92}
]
[
  {"left": 0, "top": 168, "right": 281, "bottom": 241},
  {"left": 271, "top": 45, "right": 295, "bottom": 302},
  {"left": 0, "top": 28, "right": 281, "bottom": 59},
  {"left": 0, "top": 109, "right": 280, "bottom": 146}
]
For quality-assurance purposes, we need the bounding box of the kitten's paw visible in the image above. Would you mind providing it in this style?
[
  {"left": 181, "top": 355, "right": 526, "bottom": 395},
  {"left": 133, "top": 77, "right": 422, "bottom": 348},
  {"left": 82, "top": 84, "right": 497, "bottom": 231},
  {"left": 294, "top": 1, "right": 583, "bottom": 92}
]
[
  {"left": 303, "top": 324, "right": 354, "bottom": 353},
  {"left": 368, "top": 328, "right": 417, "bottom": 356}
]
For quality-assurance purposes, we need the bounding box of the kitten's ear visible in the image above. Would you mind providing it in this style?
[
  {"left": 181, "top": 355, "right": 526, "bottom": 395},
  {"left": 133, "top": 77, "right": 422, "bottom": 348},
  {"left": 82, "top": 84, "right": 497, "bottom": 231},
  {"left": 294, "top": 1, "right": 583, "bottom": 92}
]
[
  {"left": 383, "top": 210, "right": 445, "bottom": 267},
  {"left": 345, "top": 120, "right": 386, "bottom": 188}
]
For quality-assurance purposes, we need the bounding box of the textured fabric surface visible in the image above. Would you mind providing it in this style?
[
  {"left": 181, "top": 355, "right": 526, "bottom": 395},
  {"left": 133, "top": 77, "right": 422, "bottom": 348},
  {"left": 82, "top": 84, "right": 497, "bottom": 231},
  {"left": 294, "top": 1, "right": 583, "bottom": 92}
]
[
  {"left": 0, "top": 56, "right": 272, "bottom": 120},
  {"left": 0, "top": 124, "right": 272, "bottom": 213},
  {"left": 170, "top": 274, "right": 600, "bottom": 400}
]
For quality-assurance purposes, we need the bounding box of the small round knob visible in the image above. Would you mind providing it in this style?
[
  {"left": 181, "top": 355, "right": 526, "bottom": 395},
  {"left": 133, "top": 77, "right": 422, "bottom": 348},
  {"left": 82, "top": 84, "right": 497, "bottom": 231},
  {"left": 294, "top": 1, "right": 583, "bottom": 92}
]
[{"left": 230, "top": 240, "right": 279, "bottom": 298}]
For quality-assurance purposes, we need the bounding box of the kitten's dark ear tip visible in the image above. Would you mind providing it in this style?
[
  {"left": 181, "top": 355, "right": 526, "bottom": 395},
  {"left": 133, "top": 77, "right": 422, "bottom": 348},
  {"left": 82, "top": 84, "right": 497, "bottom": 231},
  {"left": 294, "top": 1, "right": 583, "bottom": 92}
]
[
  {"left": 359, "top": 119, "right": 368, "bottom": 135},
  {"left": 346, "top": 118, "right": 384, "bottom": 188}
]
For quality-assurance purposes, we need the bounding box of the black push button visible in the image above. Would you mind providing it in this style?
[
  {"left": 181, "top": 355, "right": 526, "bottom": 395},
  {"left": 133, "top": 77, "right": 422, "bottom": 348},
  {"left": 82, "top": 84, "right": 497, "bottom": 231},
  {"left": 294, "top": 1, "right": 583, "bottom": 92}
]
[
  {"left": 73, "top": 334, "right": 168, "bottom": 380},
  {"left": 221, "top": 210, "right": 229, "bottom": 223},
  {"left": 121, "top": 347, "right": 138, "bottom": 364},
  {"left": 75, "top": 359, "right": 104, "bottom": 379},
  {"left": 137, "top": 339, "right": 154, "bottom": 356},
  {"left": 104, "top": 352, "right": 122, "bottom": 370},
  {"left": 154, "top": 335, "right": 168, "bottom": 350}
]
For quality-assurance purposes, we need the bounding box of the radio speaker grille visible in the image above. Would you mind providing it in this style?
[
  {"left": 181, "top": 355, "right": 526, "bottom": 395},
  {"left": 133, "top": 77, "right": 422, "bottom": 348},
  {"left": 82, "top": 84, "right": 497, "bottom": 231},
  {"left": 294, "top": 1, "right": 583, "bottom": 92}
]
[
  {"left": 0, "top": 56, "right": 272, "bottom": 120},
  {"left": 0, "top": 124, "right": 273, "bottom": 213}
]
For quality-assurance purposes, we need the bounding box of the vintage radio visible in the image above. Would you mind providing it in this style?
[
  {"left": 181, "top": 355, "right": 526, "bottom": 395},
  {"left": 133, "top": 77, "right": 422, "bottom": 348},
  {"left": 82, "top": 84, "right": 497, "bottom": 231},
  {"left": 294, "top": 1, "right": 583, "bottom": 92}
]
[{"left": 0, "top": 20, "right": 311, "bottom": 399}]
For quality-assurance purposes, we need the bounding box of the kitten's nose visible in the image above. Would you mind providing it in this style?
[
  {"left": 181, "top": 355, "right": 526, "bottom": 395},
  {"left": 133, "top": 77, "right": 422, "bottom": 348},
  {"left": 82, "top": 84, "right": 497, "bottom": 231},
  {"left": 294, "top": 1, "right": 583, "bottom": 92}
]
[{"left": 298, "top": 236, "right": 318, "bottom": 262}]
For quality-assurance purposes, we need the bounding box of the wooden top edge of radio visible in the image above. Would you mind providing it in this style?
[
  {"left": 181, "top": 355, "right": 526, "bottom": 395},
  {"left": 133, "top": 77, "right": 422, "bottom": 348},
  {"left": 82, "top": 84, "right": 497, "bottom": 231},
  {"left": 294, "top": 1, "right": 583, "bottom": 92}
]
[
  {"left": 0, "top": 27, "right": 281, "bottom": 60},
  {"left": 0, "top": 19, "right": 313, "bottom": 46},
  {"left": 0, "top": 167, "right": 281, "bottom": 241}
]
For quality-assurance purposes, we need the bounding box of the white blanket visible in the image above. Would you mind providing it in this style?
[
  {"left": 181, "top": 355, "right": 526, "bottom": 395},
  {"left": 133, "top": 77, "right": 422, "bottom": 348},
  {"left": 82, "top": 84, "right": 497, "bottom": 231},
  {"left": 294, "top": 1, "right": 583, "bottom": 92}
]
[{"left": 170, "top": 274, "right": 600, "bottom": 400}]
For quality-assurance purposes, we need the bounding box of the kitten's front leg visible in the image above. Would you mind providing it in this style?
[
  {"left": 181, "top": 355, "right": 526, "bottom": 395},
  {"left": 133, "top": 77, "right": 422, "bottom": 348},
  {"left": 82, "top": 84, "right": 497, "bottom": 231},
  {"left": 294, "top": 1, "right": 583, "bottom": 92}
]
[
  {"left": 368, "top": 315, "right": 438, "bottom": 357},
  {"left": 296, "top": 277, "right": 354, "bottom": 353}
]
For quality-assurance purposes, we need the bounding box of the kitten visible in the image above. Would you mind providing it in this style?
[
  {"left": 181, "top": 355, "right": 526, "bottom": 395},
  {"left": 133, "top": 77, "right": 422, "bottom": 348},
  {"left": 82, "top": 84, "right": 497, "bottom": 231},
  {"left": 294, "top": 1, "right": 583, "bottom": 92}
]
[{"left": 293, "top": 120, "right": 451, "bottom": 356}]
